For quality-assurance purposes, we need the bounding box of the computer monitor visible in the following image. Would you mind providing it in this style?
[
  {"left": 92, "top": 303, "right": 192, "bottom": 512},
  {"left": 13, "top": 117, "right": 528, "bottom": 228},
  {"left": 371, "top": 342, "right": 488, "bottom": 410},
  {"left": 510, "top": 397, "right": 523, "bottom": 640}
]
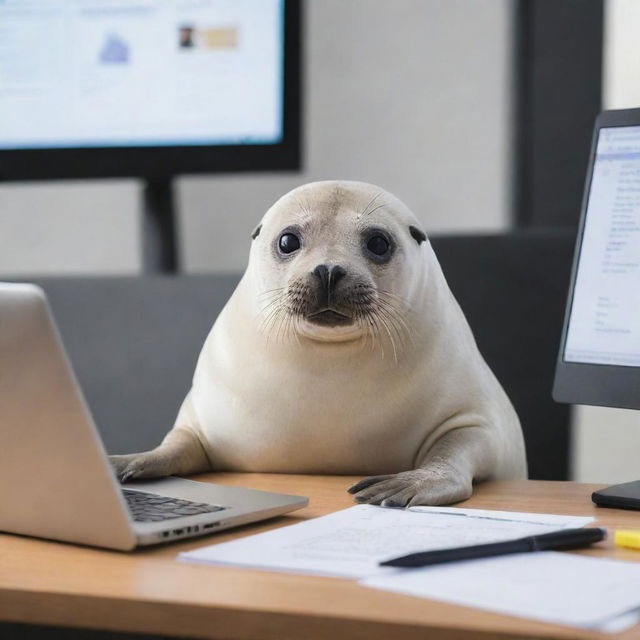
[
  {"left": 0, "top": 0, "right": 300, "bottom": 180},
  {"left": 0, "top": 0, "right": 301, "bottom": 271},
  {"left": 554, "top": 108, "right": 640, "bottom": 411}
]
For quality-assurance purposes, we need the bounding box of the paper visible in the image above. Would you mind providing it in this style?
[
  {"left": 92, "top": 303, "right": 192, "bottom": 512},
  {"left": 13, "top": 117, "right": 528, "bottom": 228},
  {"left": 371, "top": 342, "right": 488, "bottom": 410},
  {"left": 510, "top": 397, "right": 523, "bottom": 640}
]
[
  {"left": 362, "top": 551, "right": 640, "bottom": 633},
  {"left": 178, "top": 504, "right": 593, "bottom": 579}
]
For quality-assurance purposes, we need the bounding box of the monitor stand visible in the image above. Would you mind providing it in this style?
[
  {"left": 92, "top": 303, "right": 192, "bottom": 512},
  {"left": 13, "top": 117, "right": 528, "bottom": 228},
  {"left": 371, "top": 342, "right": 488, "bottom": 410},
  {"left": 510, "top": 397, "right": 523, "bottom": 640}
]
[{"left": 142, "top": 178, "right": 178, "bottom": 273}]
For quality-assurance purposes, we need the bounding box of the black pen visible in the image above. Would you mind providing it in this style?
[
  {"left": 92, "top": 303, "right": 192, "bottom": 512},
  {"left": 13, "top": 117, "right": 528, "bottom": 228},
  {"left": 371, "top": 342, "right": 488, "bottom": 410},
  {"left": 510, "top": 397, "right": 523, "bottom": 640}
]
[{"left": 379, "top": 527, "right": 607, "bottom": 568}]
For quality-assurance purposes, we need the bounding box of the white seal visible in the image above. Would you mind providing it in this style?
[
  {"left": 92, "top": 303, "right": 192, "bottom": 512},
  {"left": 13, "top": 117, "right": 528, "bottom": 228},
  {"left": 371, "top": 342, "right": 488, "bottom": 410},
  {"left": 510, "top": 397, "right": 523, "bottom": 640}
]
[{"left": 111, "top": 181, "right": 527, "bottom": 506}]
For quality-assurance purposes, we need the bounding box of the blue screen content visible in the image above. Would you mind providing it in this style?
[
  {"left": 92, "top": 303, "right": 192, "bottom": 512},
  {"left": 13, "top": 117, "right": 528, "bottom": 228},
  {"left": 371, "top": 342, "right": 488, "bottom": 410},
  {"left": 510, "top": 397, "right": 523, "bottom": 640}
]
[{"left": 0, "top": 0, "right": 284, "bottom": 149}]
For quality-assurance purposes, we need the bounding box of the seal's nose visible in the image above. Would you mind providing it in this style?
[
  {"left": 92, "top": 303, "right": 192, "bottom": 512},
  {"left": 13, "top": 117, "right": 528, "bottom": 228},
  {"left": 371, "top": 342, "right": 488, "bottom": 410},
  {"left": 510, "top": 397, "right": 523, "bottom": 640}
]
[{"left": 312, "top": 264, "right": 346, "bottom": 291}]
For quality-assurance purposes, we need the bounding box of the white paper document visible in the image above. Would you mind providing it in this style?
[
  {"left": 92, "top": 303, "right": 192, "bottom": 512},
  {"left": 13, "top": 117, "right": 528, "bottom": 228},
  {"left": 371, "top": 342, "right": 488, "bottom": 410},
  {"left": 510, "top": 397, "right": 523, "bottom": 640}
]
[
  {"left": 178, "top": 504, "right": 593, "bottom": 580},
  {"left": 362, "top": 551, "right": 640, "bottom": 633}
]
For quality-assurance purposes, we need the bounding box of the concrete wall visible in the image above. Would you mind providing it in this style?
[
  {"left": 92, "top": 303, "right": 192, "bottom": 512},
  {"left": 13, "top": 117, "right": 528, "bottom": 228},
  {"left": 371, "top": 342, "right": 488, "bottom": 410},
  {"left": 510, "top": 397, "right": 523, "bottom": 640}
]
[
  {"left": 570, "top": 0, "right": 640, "bottom": 483},
  {"left": 0, "top": 180, "right": 142, "bottom": 275},
  {"left": 0, "top": 0, "right": 514, "bottom": 276}
]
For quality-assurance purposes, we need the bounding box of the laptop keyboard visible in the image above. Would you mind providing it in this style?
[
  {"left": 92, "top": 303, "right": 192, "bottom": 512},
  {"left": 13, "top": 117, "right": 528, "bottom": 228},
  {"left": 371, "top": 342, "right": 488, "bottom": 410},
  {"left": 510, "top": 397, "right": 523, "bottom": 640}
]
[{"left": 122, "top": 489, "right": 226, "bottom": 522}]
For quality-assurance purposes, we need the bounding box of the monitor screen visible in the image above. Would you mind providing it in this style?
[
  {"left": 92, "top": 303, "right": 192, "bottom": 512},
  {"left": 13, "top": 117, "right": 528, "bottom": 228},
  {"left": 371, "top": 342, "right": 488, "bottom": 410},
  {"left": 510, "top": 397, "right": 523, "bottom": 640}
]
[
  {"left": 0, "top": 0, "right": 284, "bottom": 149},
  {"left": 564, "top": 125, "right": 640, "bottom": 367}
]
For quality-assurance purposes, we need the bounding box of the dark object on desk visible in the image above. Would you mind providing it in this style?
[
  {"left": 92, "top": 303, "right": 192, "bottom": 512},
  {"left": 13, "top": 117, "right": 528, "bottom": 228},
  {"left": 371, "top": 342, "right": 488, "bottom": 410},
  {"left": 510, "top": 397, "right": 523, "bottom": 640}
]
[
  {"left": 8, "top": 230, "right": 575, "bottom": 480},
  {"left": 380, "top": 527, "right": 606, "bottom": 568},
  {"left": 592, "top": 481, "right": 640, "bottom": 511}
]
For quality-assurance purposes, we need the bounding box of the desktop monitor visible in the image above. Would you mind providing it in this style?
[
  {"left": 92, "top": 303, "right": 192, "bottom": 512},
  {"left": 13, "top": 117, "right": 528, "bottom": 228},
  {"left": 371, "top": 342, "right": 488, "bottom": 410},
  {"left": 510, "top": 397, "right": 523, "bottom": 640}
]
[
  {"left": 0, "top": 0, "right": 301, "bottom": 181},
  {"left": 0, "top": 0, "right": 301, "bottom": 271},
  {"left": 554, "top": 108, "right": 640, "bottom": 411}
]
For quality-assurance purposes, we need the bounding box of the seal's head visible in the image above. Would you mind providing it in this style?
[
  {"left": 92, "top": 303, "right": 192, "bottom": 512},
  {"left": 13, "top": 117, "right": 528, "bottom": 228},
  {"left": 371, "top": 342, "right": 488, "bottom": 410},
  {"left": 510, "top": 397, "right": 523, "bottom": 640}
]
[{"left": 249, "top": 181, "right": 427, "bottom": 348}]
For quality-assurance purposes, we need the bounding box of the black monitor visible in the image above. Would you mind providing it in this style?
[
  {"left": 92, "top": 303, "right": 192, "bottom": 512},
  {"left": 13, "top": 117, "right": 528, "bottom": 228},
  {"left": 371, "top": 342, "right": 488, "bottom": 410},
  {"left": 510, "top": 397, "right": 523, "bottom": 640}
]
[
  {"left": 554, "top": 108, "right": 640, "bottom": 409},
  {"left": 554, "top": 108, "right": 640, "bottom": 509},
  {"left": 0, "top": 0, "right": 301, "bottom": 271}
]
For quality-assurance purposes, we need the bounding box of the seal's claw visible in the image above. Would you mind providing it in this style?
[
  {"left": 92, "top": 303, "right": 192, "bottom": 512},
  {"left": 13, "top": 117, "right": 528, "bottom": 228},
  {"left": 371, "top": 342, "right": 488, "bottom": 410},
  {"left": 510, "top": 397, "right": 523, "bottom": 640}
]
[
  {"left": 352, "top": 478, "right": 405, "bottom": 504},
  {"left": 381, "top": 488, "right": 414, "bottom": 508},
  {"left": 347, "top": 475, "right": 395, "bottom": 494}
]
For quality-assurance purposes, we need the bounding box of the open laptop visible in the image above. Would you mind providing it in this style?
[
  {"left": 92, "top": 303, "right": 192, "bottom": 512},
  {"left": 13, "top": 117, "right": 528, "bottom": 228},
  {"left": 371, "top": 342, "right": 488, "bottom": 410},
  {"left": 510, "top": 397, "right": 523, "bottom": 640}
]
[{"left": 0, "top": 283, "right": 307, "bottom": 550}]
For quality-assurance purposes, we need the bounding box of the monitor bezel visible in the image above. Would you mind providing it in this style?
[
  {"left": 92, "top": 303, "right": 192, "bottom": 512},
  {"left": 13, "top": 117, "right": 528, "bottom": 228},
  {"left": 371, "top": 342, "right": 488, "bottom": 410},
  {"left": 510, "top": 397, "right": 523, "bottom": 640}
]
[
  {"left": 0, "top": 0, "right": 301, "bottom": 181},
  {"left": 553, "top": 107, "right": 640, "bottom": 409}
]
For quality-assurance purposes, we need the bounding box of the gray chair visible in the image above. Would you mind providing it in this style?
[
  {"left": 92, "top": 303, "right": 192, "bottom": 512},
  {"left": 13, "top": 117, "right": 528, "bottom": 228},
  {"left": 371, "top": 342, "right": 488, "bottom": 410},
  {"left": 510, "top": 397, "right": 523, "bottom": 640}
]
[
  {"left": 13, "top": 229, "right": 576, "bottom": 479},
  {"left": 27, "top": 275, "right": 239, "bottom": 456},
  {"left": 430, "top": 230, "right": 575, "bottom": 480}
]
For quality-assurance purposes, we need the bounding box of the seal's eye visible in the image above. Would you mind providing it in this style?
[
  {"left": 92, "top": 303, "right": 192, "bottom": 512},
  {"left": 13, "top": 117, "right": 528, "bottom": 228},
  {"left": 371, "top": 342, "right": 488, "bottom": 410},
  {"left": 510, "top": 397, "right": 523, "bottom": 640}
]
[
  {"left": 278, "top": 232, "right": 300, "bottom": 254},
  {"left": 367, "top": 235, "right": 390, "bottom": 256}
]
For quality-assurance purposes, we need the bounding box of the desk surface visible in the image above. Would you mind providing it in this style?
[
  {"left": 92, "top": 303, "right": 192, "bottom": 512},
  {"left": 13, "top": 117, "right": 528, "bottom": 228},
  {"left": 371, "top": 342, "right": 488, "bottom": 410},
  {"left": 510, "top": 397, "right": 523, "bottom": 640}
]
[{"left": 2, "top": 475, "right": 640, "bottom": 640}]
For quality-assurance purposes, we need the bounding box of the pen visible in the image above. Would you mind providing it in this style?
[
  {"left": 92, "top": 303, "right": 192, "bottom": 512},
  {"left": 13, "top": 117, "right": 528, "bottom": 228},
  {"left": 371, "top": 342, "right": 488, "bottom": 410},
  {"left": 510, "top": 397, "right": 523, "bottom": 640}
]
[{"left": 379, "top": 527, "right": 607, "bottom": 568}]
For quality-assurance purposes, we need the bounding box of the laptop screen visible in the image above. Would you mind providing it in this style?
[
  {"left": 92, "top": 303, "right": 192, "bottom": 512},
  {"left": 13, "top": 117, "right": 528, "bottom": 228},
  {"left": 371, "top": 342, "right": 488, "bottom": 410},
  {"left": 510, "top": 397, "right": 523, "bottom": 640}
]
[{"left": 564, "top": 125, "right": 640, "bottom": 367}]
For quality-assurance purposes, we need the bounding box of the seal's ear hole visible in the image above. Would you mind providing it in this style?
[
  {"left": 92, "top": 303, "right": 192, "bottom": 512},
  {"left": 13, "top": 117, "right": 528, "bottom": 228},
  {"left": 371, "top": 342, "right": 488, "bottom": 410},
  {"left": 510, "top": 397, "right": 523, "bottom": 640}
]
[
  {"left": 409, "top": 225, "right": 427, "bottom": 245},
  {"left": 251, "top": 223, "right": 262, "bottom": 240}
]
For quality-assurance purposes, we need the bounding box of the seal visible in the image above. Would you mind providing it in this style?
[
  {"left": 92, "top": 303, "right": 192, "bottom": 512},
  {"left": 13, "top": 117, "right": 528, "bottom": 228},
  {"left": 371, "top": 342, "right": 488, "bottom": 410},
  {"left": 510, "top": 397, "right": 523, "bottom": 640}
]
[{"left": 110, "top": 180, "right": 527, "bottom": 506}]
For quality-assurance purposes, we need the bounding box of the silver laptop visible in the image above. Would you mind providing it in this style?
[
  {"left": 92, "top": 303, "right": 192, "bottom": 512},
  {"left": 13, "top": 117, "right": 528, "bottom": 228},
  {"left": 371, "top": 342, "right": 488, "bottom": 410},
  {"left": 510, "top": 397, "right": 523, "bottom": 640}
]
[{"left": 0, "top": 283, "right": 307, "bottom": 550}]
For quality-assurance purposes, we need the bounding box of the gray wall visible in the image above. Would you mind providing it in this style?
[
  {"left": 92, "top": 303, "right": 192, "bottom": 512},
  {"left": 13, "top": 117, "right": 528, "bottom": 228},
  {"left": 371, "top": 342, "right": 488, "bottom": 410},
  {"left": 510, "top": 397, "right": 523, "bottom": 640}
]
[
  {"left": 0, "top": 180, "right": 142, "bottom": 274},
  {"left": 0, "top": 0, "right": 514, "bottom": 276}
]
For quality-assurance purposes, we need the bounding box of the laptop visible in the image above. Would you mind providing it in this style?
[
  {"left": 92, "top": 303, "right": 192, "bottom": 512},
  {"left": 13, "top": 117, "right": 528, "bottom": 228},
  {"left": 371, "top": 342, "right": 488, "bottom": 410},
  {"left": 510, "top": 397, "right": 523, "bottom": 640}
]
[{"left": 0, "top": 283, "right": 307, "bottom": 550}]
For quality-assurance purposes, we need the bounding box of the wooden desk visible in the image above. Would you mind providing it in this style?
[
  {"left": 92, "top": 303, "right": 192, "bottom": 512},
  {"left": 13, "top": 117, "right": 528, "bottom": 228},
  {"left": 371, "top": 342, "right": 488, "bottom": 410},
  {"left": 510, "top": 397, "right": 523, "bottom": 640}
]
[{"left": 2, "top": 475, "right": 640, "bottom": 640}]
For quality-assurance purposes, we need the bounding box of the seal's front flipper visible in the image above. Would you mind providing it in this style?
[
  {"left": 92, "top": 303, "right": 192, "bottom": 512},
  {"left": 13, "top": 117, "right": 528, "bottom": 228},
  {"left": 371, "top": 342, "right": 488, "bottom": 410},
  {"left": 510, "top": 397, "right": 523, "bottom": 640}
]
[
  {"left": 108, "top": 452, "right": 167, "bottom": 483},
  {"left": 349, "top": 467, "right": 472, "bottom": 508},
  {"left": 109, "top": 427, "right": 210, "bottom": 483}
]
